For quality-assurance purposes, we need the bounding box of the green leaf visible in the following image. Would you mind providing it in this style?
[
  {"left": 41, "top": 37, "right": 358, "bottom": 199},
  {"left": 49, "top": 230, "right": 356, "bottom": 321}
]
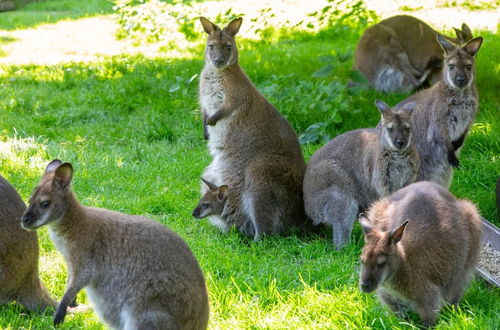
[{"left": 312, "top": 64, "right": 334, "bottom": 78}]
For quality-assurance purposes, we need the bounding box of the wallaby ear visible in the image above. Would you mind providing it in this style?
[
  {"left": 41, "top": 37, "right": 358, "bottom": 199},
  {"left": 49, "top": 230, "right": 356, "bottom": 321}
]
[
  {"left": 374, "top": 100, "right": 390, "bottom": 115},
  {"left": 436, "top": 34, "right": 455, "bottom": 54},
  {"left": 463, "top": 36, "right": 483, "bottom": 57},
  {"left": 201, "top": 178, "right": 217, "bottom": 191},
  {"left": 45, "top": 159, "right": 63, "bottom": 173},
  {"left": 359, "top": 213, "right": 373, "bottom": 235},
  {"left": 223, "top": 17, "right": 243, "bottom": 37},
  {"left": 401, "top": 101, "right": 416, "bottom": 114},
  {"left": 199, "top": 17, "right": 220, "bottom": 35},
  {"left": 54, "top": 163, "right": 73, "bottom": 190},
  {"left": 217, "top": 185, "right": 228, "bottom": 201},
  {"left": 461, "top": 23, "right": 473, "bottom": 40},
  {"left": 453, "top": 27, "right": 465, "bottom": 42},
  {"left": 389, "top": 220, "right": 408, "bottom": 245}
]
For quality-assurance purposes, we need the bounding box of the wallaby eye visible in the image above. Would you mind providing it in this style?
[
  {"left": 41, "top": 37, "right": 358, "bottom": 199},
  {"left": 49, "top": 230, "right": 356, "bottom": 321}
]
[
  {"left": 466, "top": 64, "right": 472, "bottom": 70},
  {"left": 208, "top": 44, "right": 214, "bottom": 50},
  {"left": 40, "top": 201, "right": 51, "bottom": 209},
  {"left": 202, "top": 202, "right": 210, "bottom": 208},
  {"left": 387, "top": 127, "right": 393, "bottom": 133},
  {"left": 226, "top": 45, "right": 232, "bottom": 51},
  {"left": 448, "top": 64, "right": 455, "bottom": 70}
]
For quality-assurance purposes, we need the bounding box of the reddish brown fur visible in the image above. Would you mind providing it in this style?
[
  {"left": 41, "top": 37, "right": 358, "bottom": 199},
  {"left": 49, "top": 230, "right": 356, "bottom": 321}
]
[{"left": 359, "top": 181, "right": 482, "bottom": 327}]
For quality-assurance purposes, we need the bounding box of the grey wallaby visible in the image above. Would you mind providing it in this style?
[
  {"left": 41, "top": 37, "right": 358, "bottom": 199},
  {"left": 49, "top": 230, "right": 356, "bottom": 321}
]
[
  {"left": 198, "top": 17, "right": 307, "bottom": 240},
  {"left": 21, "top": 160, "right": 209, "bottom": 329},
  {"left": 0, "top": 175, "right": 57, "bottom": 311},
  {"left": 395, "top": 35, "right": 483, "bottom": 187},
  {"left": 303, "top": 100, "right": 419, "bottom": 249},
  {"left": 354, "top": 15, "right": 473, "bottom": 92},
  {"left": 359, "top": 181, "right": 482, "bottom": 327},
  {"left": 192, "top": 178, "right": 228, "bottom": 219}
]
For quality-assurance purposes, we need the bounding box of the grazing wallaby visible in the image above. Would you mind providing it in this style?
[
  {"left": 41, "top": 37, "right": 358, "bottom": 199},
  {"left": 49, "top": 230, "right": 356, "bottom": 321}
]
[
  {"left": 303, "top": 100, "right": 419, "bottom": 249},
  {"left": 359, "top": 181, "right": 482, "bottom": 327},
  {"left": 396, "top": 35, "right": 483, "bottom": 187},
  {"left": 21, "top": 160, "right": 209, "bottom": 329},
  {"left": 192, "top": 178, "right": 228, "bottom": 219},
  {"left": 199, "top": 17, "right": 307, "bottom": 240},
  {"left": 0, "top": 175, "right": 57, "bottom": 311},
  {"left": 354, "top": 15, "right": 473, "bottom": 92}
]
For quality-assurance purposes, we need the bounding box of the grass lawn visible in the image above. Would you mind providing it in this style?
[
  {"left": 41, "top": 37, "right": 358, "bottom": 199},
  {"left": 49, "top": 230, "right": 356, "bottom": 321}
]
[{"left": 0, "top": 0, "right": 499, "bottom": 329}]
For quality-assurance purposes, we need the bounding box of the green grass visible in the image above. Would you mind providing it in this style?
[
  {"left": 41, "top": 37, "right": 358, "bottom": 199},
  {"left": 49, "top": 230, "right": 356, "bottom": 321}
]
[
  {"left": 0, "top": 3, "right": 499, "bottom": 330},
  {"left": 0, "top": 0, "right": 113, "bottom": 30}
]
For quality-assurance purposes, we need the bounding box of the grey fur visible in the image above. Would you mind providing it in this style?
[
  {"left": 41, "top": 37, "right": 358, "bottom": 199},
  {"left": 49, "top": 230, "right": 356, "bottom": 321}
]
[
  {"left": 304, "top": 101, "right": 419, "bottom": 249},
  {"left": 199, "top": 17, "right": 308, "bottom": 240},
  {"left": 22, "top": 161, "right": 209, "bottom": 329},
  {"left": 0, "top": 175, "right": 57, "bottom": 311},
  {"left": 359, "top": 181, "right": 482, "bottom": 327}
]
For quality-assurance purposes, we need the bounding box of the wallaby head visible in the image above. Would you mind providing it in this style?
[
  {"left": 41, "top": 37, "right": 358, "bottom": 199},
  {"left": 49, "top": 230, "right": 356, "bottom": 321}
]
[
  {"left": 358, "top": 214, "right": 408, "bottom": 293},
  {"left": 200, "top": 17, "right": 243, "bottom": 70},
  {"left": 437, "top": 34, "right": 483, "bottom": 89},
  {"left": 376, "top": 100, "right": 415, "bottom": 151},
  {"left": 192, "top": 178, "right": 228, "bottom": 219},
  {"left": 453, "top": 23, "right": 473, "bottom": 44},
  {"left": 21, "top": 159, "right": 73, "bottom": 230}
]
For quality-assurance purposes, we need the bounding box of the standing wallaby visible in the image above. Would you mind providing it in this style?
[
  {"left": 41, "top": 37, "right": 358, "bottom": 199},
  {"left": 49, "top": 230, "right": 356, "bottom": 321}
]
[
  {"left": 0, "top": 175, "right": 57, "bottom": 311},
  {"left": 359, "top": 181, "right": 482, "bottom": 327},
  {"left": 303, "top": 100, "right": 419, "bottom": 249},
  {"left": 395, "top": 35, "right": 483, "bottom": 187},
  {"left": 192, "top": 178, "right": 228, "bottom": 219},
  {"left": 21, "top": 160, "right": 209, "bottom": 329},
  {"left": 354, "top": 15, "right": 473, "bottom": 92},
  {"left": 198, "top": 17, "right": 307, "bottom": 240}
]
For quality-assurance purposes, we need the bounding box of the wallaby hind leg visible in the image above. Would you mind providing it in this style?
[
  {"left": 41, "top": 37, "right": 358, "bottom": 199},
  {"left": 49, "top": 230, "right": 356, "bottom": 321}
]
[
  {"left": 124, "top": 311, "right": 178, "bottom": 330},
  {"left": 331, "top": 194, "right": 358, "bottom": 249}
]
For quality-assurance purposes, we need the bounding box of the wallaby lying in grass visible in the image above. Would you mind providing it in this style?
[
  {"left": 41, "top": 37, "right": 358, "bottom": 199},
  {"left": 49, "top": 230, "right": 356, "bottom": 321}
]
[
  {"left": 396, "top": 35, "right": 483, "bottom": 187},
  {"left": 303, "top": 100, "right": 419, "bottom": 249},
  {"left": 199, "top": 17, "right": 307, "bottom": 240},
  {"left": 192, "top": 178, "right": 228, "bottom": 219},
  {"left": 354, "top": 15, "right": 473, "bottom": 92},
  {"left": 22, "top": 160, "right": 209, "bottom": 329},
  {"left": 0, "top": 175, "right": 57, "bottom": 311},
  {"left": 359, "top": 181, "right": 482, "bottom": 327}
]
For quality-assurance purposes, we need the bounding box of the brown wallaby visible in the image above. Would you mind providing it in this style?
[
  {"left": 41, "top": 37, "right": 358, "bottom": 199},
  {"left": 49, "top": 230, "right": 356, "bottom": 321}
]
[
  {"left": 192, "top": 178, "right": 228, "bottom": 219},
  {"left": 0, "top": 175, "right": 57, "bottom": 311},
  {"left": 395, "top": 35, "right": 483, "bottom": 187},
  {"left": 354, "top": 15, "right": 473, "bottom": 92},
  {"left": 359, "top": 181, "right": 482, "bottom": 327},
  {"left": 303, "top": 100, "right": 419, "bottom": 249},
  {"left": 198, "top": 17, "right": 307, "bottom": 240},
  {"left": 21, "top": 160, "right": 209, "bottom": 329}
]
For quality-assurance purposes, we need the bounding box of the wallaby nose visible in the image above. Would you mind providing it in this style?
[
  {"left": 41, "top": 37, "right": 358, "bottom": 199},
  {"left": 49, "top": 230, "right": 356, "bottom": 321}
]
[
  {"left": 21, "top": 214, "right": 32, "bottom": 227},
  {"left": 214, "top": 58, "right": 224, "bottom": 67},
  {"left": 192, "top": 209, "right": 199, "bottom": 218},
  {"left": 360, "top": 281, "right": 371, "bottom": 292},
  {"left": 455, "top": 75, "right": 466, "bottom": 86},
  {"left": 395, "top": 138, "right": 406, "bottom": 148}
]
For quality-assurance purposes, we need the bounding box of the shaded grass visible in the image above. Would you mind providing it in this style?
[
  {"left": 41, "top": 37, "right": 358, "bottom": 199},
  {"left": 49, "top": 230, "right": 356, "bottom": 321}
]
[
  {"left": 0, "top": 0, "right": 114, "bottom": 30},
  {"left": 0, "top": 13, "right": 499, "bottom": 330}
]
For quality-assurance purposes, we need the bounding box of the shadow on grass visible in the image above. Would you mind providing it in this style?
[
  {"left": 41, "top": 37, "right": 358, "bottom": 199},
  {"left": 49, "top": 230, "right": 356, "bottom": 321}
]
[{"left": 0, "top": 0, "right": 114, "bottom": 30}]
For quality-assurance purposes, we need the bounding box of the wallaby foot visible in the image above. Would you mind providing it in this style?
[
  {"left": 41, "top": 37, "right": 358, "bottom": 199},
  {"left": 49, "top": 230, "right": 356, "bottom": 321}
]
[
  {"left": 378, "top": 289, "right": 408, "bottom": 318},
  {"left": 125, "top": 312, "right": 178, "bottom": 330},
  {"left": 414, "top": 286, "right": 441, "bottom": 327}
]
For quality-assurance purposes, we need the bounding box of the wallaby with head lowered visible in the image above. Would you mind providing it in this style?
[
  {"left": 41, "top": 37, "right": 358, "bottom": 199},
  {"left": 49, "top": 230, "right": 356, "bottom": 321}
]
[
  {"left": 354, "top": 15, "right": 473, "bottom": 92},
  {"left": 394, "top": 35, "right": 483, "bottom": 187},
  {"left": 359, "top": 181, "right": 482, "bottom": 327},
  {"left": 303, "top": 100, "right": 419, "bottom": 249},
  {"left": 22, "top": 160, "right": 209, "bottom": 329},
  {"left": 192, "top": 178, "right": 228, "bottom": 219},
  {"left": 0, "top": 175, "right": 57, "bottom": 311},
  {"left": 199, "top": 17, "right": 308, "bottom": 240}
]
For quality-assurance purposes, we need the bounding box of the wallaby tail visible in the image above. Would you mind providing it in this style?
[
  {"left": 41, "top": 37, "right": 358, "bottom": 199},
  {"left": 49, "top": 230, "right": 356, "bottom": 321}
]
[{"left": 18, "top": 280, "right": 58, "bottom": 311}]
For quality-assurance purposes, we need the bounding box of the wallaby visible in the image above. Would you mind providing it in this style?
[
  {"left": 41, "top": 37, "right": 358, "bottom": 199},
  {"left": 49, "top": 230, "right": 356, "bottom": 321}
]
[
  {"left": 192, "top": 178, "right": 228, "bottom": 219},
  {"left": 395, "top": 35, "right": 483, "bottom": 187},
  {"left": 354, "top": 15, "right": 473, "bottom": 92},
  {"left": 303, "top": 100, "right": 419, "bottom": 249},
  {"left": 0, "top": 175, "right": 57, "bottom": 311},
  {"left": 359, "top": 181, "right": 482, "bottom": 327},
  {"left": 198, "top": 17, "right": 307, "bottom": 240},
  {"left": 21, "top": 160, "right": 209, "bottom": 329}
]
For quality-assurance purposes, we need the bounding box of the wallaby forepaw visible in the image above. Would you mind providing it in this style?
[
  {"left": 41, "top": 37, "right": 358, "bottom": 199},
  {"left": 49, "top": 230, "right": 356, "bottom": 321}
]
[{"left": 448, "top": 151, "right": 460, "bottom": 168}]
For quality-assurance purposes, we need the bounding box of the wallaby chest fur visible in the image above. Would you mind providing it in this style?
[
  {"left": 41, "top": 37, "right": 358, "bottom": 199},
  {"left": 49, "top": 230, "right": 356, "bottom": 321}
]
[
  {"left": 0, "top": 175, "right": 56, "bottom": 311},
  {"left": 359, "top": 181, "right": 482, "bottom": 326},
  {"left": 199, "top": 18, "right": 307, "bottom": 240},
  {"left": 22, "top": 161, "right": 209, "bottom": 330}
]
